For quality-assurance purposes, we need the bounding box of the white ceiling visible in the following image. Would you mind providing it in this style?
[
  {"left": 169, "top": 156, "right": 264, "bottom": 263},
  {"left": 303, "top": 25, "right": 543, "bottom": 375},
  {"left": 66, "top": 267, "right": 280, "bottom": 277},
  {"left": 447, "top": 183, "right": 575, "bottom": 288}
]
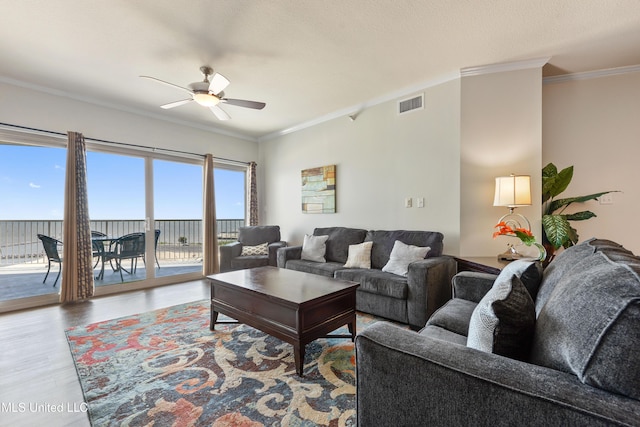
[{"left": 1, "top": 0, "right": 640, "bottom": 141}]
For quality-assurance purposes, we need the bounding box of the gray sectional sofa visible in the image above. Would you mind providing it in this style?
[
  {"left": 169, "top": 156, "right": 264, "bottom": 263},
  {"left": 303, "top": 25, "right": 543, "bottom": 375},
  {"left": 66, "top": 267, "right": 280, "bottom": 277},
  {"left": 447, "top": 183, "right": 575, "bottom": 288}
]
[
  {"left": 355, "top": 238, "right": 640, "bottom": 426},
  {"left": 277, "top": 226, "right": 456, "bottom": 330}
]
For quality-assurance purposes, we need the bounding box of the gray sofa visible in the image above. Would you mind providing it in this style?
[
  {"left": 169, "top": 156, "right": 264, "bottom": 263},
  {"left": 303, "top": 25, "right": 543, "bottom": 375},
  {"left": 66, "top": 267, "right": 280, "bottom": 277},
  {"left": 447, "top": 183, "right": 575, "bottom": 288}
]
[
  {"left": 219, "top": 225, "right": 286, "bottom": 272},
  {"left": 277, "top": 226, "right": 456, "bottom": 330},
  {"left": 355, "top": 238, "right": 640, "bottom": 426}
]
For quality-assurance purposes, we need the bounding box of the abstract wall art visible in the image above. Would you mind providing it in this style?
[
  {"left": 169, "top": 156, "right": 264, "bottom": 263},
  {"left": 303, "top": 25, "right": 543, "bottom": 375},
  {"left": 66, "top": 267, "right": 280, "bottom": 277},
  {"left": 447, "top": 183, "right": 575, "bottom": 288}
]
[{"left": 301, "top": 165, "right": 336, "bottom": 213}]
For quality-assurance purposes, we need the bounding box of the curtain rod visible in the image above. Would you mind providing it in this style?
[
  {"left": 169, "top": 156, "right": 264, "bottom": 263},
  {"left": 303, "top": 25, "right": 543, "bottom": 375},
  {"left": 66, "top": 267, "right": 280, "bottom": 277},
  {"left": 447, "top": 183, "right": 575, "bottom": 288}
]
[{"left": 0, "top": 122, "right": 250, "bottom": 166}]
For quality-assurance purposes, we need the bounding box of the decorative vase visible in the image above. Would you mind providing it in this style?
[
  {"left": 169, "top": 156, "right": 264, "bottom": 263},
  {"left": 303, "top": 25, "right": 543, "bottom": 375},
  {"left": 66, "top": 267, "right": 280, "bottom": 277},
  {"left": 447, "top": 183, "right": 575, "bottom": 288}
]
[
  {"left": 533, "top": 242, "right": 547, "bottom": 262},
  {"left": 513, "top": 242, "right": 547, "bottom": 262}
]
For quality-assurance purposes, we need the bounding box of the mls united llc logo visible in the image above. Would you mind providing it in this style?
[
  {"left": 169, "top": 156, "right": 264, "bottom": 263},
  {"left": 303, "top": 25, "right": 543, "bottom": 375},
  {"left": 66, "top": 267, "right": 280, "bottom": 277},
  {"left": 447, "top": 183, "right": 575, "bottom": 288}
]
[{"left": 1, "top": 401, "right": 88, "bottom": 413}]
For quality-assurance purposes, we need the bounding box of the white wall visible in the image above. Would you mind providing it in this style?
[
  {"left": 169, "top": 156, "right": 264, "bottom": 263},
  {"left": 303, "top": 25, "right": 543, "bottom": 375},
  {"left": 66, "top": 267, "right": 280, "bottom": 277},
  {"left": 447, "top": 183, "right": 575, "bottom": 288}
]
[
  {"left": 259, "top": 79, "right": 462, "bottom": 253},
  {"left": 259, "top": 65, "right": 546, "bottom": 257},
  {"left": 460, "top": 67, "right": 543, "bottom": 256},
  {"left": 0, "top": 83, "right": 258, "bottom": 161},
  {"left": 542, "top": 71, "right": 640, "bottom": 254}
]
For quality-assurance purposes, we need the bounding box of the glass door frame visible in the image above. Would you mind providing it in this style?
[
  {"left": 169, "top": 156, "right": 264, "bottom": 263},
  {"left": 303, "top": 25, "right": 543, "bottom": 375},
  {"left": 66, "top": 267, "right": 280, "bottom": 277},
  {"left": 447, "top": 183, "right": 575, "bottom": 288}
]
[{"left": 0, "top": 125, "right": 250, "bottom": 311}]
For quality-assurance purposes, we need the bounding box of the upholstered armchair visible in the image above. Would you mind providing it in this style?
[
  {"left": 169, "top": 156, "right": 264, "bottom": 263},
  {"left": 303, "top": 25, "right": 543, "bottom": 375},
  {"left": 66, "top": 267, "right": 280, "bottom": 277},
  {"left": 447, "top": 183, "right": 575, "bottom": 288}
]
[{"left": 219, "top": 225, "right": 286, "bottom": 272}]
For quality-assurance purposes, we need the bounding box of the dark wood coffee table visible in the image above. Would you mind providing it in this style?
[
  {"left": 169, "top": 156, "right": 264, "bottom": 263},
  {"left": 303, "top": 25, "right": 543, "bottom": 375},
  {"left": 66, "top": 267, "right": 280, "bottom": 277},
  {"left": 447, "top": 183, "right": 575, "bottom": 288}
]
[{"left": 207, "top": 266, "right": 359, "bottom": 376}]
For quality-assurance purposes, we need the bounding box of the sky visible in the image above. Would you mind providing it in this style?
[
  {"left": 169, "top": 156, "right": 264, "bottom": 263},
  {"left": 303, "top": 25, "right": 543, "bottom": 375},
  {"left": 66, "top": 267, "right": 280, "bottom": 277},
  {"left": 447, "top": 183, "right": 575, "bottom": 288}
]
[{"left": 0, "top": 144, "right": 245, "bottom": 220}]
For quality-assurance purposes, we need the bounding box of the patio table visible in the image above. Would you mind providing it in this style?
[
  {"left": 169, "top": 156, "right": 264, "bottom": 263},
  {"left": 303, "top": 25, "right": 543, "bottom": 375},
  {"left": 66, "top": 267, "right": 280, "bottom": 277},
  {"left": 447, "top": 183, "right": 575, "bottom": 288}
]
[{"left": 91, "top": 235, "right": 118, "bottom": 280}]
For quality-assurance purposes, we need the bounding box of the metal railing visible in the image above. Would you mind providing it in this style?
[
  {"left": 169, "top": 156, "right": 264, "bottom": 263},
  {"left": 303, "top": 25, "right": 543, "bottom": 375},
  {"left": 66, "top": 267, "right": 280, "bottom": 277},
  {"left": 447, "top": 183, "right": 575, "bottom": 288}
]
[{"left": 0, "top": 219, "right": 244, "bottom": 265}]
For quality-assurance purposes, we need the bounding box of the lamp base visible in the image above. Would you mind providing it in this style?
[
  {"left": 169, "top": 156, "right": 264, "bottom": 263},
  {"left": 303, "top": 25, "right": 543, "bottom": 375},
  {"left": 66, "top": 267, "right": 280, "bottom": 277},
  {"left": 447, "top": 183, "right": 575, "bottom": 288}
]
[
  {"left": 497, "top": 242, "right": 547, "bottom": 262},
  {"left": 497, "top": 243, "right": 522, "bottom": 261},
  {"left": 497, "top": 251, "right": 524, "bottom": 261}
]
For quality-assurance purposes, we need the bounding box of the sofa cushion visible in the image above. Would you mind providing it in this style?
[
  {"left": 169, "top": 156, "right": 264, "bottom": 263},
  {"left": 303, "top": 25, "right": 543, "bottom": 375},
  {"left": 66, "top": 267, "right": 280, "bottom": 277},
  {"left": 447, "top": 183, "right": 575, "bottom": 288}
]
[
  {"left": 366, "top": 230, "right": 444, "bottom": 269},
  {"left": 419, "top": 324, "right": 467, "bottom": 346},
  {"left": 335, "top": 269, "right": 408, "bottom": 299},
  {"left": 344, "top": 241, "right": 373, "bottom": 269},
  {"left": 530, "top": 249, "right": 640, "bottom": 400},
  {"left": 285, "top": 259, "right": 345, "bottom": 278},
  {"left": 536, "top": 239, "right": 597, "bottom": 314},
  {"left": 426, "top": 298, "right": 477, "bottom": 337},
  {"left": 467, "top": 274, "right": 535, "bottom": 360},
  {"left": 240, "top": 242, "right": 268, "bottom": 256},
  {"left": 382, "top": 240, "right": 430, "bottom": 277},
  {"left": 313, "top": 227, "right": 368, "bottom": 263},
  {"left": 301, "top": 234, "right": 328, "bottom": 262}
]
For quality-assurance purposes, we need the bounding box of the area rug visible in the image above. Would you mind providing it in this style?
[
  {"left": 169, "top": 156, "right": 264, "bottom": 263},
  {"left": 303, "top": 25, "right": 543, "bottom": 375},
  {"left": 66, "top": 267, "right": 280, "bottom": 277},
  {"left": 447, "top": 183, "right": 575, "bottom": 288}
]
[{"left": 66, "top": 300, "right": 380, "bottom": 426}]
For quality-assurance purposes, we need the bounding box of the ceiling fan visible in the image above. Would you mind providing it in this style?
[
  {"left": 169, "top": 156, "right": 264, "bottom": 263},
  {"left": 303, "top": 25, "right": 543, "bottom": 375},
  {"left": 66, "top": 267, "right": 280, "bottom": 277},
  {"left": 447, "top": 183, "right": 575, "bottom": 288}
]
[{"left": 140, "top": 66, "right": 266, "bottom": 121}]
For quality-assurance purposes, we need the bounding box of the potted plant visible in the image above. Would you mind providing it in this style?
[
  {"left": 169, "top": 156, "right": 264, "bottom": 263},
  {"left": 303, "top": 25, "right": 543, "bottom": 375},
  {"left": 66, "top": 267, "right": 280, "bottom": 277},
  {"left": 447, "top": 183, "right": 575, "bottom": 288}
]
[{"left": 542, "top": 163, "right": 617, "bottom": 265}]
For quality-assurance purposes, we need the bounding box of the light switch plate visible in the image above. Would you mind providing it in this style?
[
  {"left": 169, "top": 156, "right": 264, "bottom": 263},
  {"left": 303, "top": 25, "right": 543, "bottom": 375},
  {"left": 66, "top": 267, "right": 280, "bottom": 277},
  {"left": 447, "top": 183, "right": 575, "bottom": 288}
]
[
  {"left": 417, "top": 197, "right": 425, "bottom": 208},
  {"left": 405, "top": 197, "right": 412, "bottom": 208}
]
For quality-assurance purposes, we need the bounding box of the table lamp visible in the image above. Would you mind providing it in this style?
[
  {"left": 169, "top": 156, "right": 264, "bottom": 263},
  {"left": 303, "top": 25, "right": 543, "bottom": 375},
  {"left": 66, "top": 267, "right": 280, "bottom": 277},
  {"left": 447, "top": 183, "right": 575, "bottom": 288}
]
[{"left": 494, "top": 174, "right": 532, "bottom": 260}]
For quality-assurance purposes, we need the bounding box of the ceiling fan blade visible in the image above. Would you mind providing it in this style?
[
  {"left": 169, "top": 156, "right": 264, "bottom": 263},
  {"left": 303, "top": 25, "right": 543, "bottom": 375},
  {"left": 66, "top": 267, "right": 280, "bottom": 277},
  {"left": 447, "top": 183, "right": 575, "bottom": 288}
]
[
  {"left": 221, "top": 98, "right": 266, "bottom": 110},
  {"left": 140, "top": 75, "right": 193, "bottom": 95},
  {"left": 210, "top": 105, "right": 231, "bottom": 121},
  {"left": 209, "top": 73, "right": 230, "bottom": 95},
  {"left": 160, "top": 98, "right": 193, "bottom": 109}
]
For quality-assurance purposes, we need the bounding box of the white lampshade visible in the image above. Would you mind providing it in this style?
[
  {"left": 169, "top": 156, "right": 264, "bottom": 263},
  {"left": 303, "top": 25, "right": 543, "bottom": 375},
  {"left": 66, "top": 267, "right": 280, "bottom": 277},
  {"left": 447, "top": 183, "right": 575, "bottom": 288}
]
[{"left": 493, "top": 174, "right": 531, "bottom": 207}]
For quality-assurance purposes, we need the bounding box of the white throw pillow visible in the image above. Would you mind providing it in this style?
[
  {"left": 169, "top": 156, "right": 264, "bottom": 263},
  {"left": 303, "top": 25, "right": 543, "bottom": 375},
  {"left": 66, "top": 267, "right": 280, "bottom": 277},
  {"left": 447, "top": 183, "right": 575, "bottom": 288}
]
[
  {"left": 344, "top": 241, "right": 373, "bottom": 269},
  {"left": 240, "top": 242, "right": 269, "bottom": 256},
  {"left": 301, "top": 234, "right": 329, "bottom": 262},
  {"left": 381, "top": 240, "right": 430, "bottom": 277}
]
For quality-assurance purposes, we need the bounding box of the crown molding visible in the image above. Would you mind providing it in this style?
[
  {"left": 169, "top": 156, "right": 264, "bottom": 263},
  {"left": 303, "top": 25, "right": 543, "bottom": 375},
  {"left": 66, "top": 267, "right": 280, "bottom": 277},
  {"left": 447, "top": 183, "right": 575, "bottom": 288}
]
[
  {"left": 0, "top": 76, "right": 258, "bottom": 142},
  {"left": 259, "top": 71, "right": 460, "bottom": 142},
  {"left": 460, "top": 57, "right": 551, "bottom": 77},
  {"left": 542, "top": 64, "right": 640, "bottom": 85}
]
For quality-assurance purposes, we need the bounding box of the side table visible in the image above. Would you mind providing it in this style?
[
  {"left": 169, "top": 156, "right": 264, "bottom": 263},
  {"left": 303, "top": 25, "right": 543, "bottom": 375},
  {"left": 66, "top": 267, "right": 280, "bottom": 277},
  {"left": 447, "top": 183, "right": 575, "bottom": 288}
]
[{"left": 453, "top": 256, "right": 511, "bottom": 275}]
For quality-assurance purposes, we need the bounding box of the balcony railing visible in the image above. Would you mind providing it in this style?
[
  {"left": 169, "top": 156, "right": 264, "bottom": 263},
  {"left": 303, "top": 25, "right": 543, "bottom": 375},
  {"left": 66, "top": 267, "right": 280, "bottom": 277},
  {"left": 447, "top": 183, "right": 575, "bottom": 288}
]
[{"left": 0, "top": 219, "right": 244, "bottom": 266}]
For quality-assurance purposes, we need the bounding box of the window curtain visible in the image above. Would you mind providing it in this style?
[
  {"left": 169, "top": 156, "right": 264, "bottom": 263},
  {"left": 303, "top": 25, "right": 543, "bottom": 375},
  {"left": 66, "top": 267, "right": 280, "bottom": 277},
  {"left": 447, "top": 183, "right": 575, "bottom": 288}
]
[
  {"left": 60, "top": 131, "right": 94, "bottom": 303},
  {"left": 203, "top": 154, "right": 219, "bottom": 275},
  {"left": 248, "top": 161, "right": 258, "bottom": 226}
]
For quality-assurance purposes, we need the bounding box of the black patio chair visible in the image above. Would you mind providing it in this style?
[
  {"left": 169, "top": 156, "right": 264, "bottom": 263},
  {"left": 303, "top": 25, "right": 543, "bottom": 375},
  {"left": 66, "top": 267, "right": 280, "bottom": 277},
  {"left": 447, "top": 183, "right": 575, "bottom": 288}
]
[
  {"left": 91, "top": 230, "right": 107, "bottom": 269},
  {"left": 103, "top": 232, "right": 146, "bottom": 282},
  {"left": 37, "top": 234, "right": 62, "bottom": 287}
]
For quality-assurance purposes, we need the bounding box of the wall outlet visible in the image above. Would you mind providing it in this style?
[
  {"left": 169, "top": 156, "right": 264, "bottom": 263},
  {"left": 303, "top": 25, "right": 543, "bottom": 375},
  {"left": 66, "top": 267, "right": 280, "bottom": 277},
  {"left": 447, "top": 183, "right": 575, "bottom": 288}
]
[
  {"left": 417, "top": 197, "right": 425, "bottom": 208},
  {"left": 599, "top": 193, "right": 614, "bottom": 205},
  {"left": 405, "top": 197, "right": 412, "bottom": 208}
]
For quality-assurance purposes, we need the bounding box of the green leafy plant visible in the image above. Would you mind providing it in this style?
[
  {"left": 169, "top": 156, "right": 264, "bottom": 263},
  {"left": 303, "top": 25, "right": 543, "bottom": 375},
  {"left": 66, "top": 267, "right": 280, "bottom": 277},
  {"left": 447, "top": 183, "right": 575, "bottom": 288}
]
[{"left": 542, "top": 163, "right": 616, "bottom": 255}]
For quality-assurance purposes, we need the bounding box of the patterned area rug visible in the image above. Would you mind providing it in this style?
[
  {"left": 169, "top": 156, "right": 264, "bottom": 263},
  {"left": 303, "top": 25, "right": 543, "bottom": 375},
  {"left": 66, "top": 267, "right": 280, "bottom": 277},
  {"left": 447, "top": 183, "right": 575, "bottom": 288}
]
[{"left": 66, "top": 300, "right": 379, "bottom": 426}]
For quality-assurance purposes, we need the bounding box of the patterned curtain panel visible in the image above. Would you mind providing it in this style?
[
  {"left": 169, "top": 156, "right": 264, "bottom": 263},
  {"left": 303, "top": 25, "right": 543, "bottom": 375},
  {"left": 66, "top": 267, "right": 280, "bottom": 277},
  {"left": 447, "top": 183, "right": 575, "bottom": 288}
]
[
  {"left": 60, "top": 131, "right": 94, "bottom": 303},
  {"left": 248, "top": 161, "right": 258, "bottom": 226},
  {"left": 203, "top": 154, "right": 219, "bottom": 275}
]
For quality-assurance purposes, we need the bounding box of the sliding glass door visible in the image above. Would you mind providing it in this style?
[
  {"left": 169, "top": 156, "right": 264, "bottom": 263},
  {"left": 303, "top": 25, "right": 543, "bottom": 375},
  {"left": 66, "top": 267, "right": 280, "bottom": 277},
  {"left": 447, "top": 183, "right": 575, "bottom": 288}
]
[
  {"left": 153, "top": 159, "right": 203, "bottom": 279},
  {"left": 214, "top": 167, "right": 247, "bottom": 244},
  {"left": 86, "top": 151, "right": 146, "bottom": 288},
  {"left": 0, "top": 142, "right": 66, "bottom": 306}
]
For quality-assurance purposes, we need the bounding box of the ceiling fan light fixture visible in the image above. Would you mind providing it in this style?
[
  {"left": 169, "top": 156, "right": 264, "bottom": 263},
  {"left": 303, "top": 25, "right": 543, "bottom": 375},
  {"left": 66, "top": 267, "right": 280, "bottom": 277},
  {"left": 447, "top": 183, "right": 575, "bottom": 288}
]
[{"left": 193, "top": 92, "right": 220, "bottom": 107}]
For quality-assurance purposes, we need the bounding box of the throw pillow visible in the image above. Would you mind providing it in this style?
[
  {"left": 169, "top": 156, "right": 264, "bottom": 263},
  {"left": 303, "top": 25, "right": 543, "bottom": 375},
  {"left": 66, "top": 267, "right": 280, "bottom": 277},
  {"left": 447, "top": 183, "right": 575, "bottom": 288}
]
[
  {"left": 344, "top": 241, "right": 374, "bottom": 269},
  {"left": 467, "top": 274, "right": 536, "bottom": 360},
  {"left": 240, "top": 242, "right": 269, "bottom": 256},
  {"left": 381, "top": 240, "right": 430, "bottom": 277},
  {"left": 301, "top": 234, "right": 329, "bottom": 263}
]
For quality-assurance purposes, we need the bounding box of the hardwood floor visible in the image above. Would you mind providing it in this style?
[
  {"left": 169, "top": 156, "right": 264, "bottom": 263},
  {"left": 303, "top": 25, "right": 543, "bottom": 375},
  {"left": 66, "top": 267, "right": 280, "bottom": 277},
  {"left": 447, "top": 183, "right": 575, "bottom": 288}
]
[{"left": 0, "top": 280, "right": 210, "bottom": 426}]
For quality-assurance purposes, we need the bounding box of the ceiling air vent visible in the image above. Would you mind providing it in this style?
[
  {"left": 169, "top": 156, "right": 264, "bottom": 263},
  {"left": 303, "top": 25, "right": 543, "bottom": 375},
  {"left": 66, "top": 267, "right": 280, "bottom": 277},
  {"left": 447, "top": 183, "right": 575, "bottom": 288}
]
[{"left": 398, "top": 94, "right": 424, "bottom": 115}]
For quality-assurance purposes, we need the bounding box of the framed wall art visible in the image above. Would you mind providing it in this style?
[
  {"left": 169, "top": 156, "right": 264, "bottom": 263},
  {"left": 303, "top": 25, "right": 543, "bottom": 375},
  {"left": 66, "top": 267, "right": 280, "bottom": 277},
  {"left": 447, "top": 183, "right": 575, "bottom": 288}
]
[{"left": 301, "top": 164, "right": 336, "bottom": 213}]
